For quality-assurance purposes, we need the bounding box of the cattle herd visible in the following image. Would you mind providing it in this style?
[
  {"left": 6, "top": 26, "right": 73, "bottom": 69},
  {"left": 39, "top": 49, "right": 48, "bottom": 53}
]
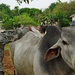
[{"left": 0, "top": 25, "right": 75, "bottom": 75}]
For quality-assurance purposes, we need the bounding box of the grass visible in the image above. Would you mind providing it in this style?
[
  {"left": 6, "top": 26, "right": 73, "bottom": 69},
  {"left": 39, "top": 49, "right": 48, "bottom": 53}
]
[{"left": 4, "top": 44, "right": 10, "bottom": 51}]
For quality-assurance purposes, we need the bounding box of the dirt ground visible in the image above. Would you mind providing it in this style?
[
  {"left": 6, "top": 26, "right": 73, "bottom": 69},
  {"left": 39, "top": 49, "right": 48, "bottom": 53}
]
[{"left": 3, "top": 50, "right": 14, "bottom": 75}]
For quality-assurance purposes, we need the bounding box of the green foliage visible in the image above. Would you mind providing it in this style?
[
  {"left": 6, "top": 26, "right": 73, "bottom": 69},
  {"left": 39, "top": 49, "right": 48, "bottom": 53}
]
[
  {"left": 49, "top": 3, "right": 57, "bottom": 12},
  {"left": 1, "top": 1, "right": 75, "bottom": 29},
  {"left": 51, "top": 12, "right": 70, "bottom": 27},
  {"left": 52, "top": 1, "right": 75, "bottom": 17},
  {"left": 20, "top": 8, "right": 42, "bottom": 22},
  {"left": 2, "top": 13, "right": 38, "bottom": 30},
  {"left": 0, "top": 3, "right": 12, "bottom": 18},
  {"left": 60, "top": 18, "right": 69, "bottom": 27},
  {"left": 13, "top": 13, "right": 38, "bottom": 26},
  {"left": 43, "top": 1, "right": 75, "bottom": 27},
  {"left": 0, "top": 11, "right": 9, "bottom": 21},
  {"left": 69, "top": 1, "right": 75, "bottom": 16},
  {"left": 19, "top": 8, "right": 30, "bottom": 14},
  {"left": 12, "top": 6, "right": 20, "bottom": 16},
  {"left": 4, "top": 44, "right": 10, "bottom": 51},
  {"left": 2, "top": 19, "right": 13, "bottom": 30}
]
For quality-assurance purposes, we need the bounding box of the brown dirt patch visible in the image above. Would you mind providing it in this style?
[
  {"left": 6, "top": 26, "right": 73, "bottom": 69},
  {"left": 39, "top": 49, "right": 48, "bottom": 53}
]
[{"left": 3, "top": 50, "right": 14, "bottom": 75}]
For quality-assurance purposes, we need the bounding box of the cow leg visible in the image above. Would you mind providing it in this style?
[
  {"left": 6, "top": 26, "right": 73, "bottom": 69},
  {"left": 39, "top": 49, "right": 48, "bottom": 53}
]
[
  {"left": 0, "top": 63, "right": 4, "bottom": 75},
  {"left": 0, "top": 45, "right": 4, "bottom": 75},
  {"left": 14, "top": 70, "right": 16, "bottom": 75},
  {"left": 14, "top": 70, "right": 18, "bottom": 75},
  {"left": 0, "top": 64, "right": 4, "bottom": 75}
]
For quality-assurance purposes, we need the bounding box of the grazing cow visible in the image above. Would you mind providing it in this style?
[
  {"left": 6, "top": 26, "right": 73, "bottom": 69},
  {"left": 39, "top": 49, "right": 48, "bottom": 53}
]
[
  {"left": 0, "top": 27, "right": 29, "bottom": 75},
  {"left": 10, "top": 26, "right": 75, "bottom": 75},
  {"left": 49, "top": 26, "right": 75, "bottom": 70},
  {"left": 0, "top": 28, "right": 24, "bottom": 75},
  {"left": 0, "top": 30, "right": 18, "bottom": 75}
]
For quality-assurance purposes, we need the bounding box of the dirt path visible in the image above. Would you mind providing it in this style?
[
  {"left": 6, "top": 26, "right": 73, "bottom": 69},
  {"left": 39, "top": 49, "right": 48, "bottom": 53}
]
[{"left": 3, "top": 50, "right": 14, "bottom": 75}]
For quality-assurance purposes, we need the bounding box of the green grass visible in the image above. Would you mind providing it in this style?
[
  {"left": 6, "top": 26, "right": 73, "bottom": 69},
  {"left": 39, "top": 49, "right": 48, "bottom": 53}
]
[{"left": 4, "top": 44, "right": 10, "bottom": 51}]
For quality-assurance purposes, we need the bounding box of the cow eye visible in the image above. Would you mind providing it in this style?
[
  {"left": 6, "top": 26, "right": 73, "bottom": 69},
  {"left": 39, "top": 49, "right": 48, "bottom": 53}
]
[{"left": 62, "top": 40, "right": 69, "bottom": 45}]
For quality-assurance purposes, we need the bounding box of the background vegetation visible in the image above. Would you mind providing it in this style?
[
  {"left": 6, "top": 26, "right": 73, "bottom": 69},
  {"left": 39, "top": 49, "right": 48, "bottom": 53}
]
[{"left": 0, "top": 1, "right": 75, "bottom": 29}]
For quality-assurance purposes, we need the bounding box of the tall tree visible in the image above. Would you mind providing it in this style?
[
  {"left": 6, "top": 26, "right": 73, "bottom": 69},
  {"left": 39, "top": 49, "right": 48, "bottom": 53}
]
[
  {"left": 13, "top": 6, "right": 20, "bottom": 16},
  {"left": 49, "top": 3, "right": 56, "bottom": 12},
  {"left": 0, "top": 4, "right": 13, "bottom": 18},
  {"left": 20, "top": 8, "right": 42, "bottom": 22},
  {"left": 0, "top": 11, "right": 9, "bottom": 21},
  {"left": 19, "top": 8, "right": 30, "bottom": 14}
]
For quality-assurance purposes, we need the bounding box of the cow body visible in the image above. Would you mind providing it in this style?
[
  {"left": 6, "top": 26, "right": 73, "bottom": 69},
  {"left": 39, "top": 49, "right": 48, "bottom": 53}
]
[
  {"left": 10, "top": 31, "right": 40, "bottom": 75},
  {"left": 10, "top": 26, "right": 75, "bottom": 75}
]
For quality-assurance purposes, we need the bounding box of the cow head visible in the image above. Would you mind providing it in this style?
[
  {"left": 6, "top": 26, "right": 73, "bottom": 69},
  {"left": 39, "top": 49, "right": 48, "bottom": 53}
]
[
  {"left": 16, "top": 27, "right": 29, "bottom": 39},
  {"left": 44, "top": 26, "right": 75, "bottom": 70},
  {"left": 3, "top": 30, "right": 18, "bottom": 43},
  {"left": 39, "top": 26, "right": 61, "bottom": 61}
]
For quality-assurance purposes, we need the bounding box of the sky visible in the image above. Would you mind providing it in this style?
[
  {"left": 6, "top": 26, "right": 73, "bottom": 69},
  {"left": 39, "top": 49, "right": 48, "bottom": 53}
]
[{"left": 0, "top": 0, "right": 69, "bottom": 10}]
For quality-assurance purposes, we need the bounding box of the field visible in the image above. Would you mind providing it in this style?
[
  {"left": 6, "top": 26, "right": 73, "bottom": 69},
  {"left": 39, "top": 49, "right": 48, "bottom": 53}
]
[{"left": 3, "top": 48, "right": 14, "bottom": 75}]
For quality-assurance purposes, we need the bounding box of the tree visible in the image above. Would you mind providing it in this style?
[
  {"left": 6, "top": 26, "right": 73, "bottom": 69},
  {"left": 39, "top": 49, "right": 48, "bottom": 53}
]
[
  {"left": 19, "top": 8, "right": 30, "bottom": 14},
  {"left": 0, "top": 11, "right": 9, "bottom": 21},
  {"left": 12, "top": 6, "right": 20, "bottom": 16},
  {"left": 49, "top": 3, "right": 57, "bottom": 12},
  {"left": 20, "top": 8, "right": 42, "bottom": 22},
  {"left": 12, "top": 13, "right": 38, "bottom": 26},
  {"left": 0, "top": 4, "right": 12, "bottom": 18},
  {"left": 2, "top": 18, "right": 13, "bottom": 30},
  {"left": 52, "top": 1, "right": 75, "bottom": 17},
  {"left": 2, "top": 13, "right": 38, "bottom": 30},
  {"left": 68, "top": 1, "right": 75, "bottom": 16}
]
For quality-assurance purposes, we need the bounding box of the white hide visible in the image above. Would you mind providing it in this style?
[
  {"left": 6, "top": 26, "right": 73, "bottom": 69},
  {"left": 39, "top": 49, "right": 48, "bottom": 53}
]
[
  {"left": 60, "top": 27, "right": 75, "bottom": 70},
  {"left": 50, "top": 27, "right": 75, "bottom": 70},
  {"left": 10, "top": 31, "right": 42, "bottom": 75}
]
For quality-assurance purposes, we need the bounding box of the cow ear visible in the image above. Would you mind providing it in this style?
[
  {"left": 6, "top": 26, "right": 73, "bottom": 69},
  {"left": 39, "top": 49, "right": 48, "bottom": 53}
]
[{"left": 44, "top": 47, "right": 60, "bottom": 61}]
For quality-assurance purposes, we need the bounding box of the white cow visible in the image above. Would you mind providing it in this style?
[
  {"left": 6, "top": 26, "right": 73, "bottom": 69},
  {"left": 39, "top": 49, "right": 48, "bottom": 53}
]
[
  {"left": 10, "top": 31, "right": 41, "bottom": 75},
  {"left": 49, "top": 26, "right": 75, "bottom": 70},
  {"left": 10, "top": 26, "right": 75, "bottom": 75}
]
